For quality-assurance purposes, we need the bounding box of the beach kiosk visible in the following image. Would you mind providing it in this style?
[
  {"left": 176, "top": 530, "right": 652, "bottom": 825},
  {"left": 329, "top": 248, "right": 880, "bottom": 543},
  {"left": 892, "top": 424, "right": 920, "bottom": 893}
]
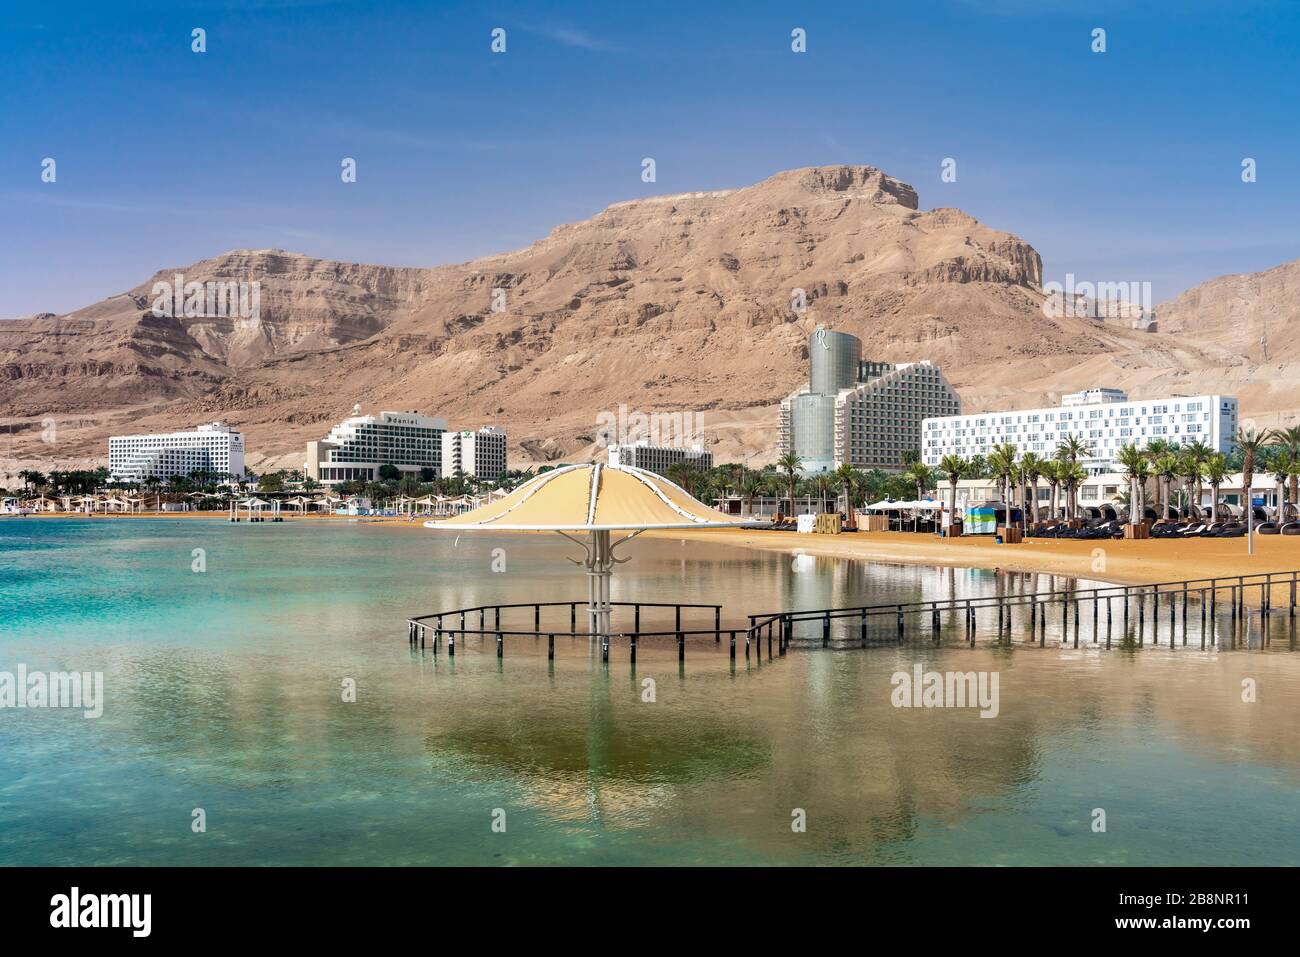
[{"left": 425, "top": 463, "right": 760, "bottom": 638}]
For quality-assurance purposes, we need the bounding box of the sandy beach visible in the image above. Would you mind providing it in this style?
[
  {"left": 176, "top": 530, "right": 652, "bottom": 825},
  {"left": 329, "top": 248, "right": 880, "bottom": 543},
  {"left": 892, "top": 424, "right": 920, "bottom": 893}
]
[{"left": 649, "top": 526, "right": 1300, "bottom": 590}]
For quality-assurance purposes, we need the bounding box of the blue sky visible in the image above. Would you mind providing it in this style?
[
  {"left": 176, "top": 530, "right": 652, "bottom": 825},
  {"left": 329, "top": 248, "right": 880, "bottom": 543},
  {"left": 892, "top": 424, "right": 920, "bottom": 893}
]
[{"left": 2, "top": 0, "right": 1297, "bottom": 317}]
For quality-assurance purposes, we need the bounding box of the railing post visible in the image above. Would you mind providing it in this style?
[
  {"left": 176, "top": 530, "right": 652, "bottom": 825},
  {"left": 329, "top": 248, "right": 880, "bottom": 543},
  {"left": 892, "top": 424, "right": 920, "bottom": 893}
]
[
  {"left": 630, "top": 633, "right": 636, "bottom": 664},
  {"left": 1153, "top": 588, "right": 1162, "bottom": 645},
  {"left": 745, "top": 629, "right": 751, "bottom": 660},
  {"left": 678, "top": 631, "right": 685, "bottom": 663},
  {"left": 767, "top": 620, "right": 774, "bottom": 658},
  {"left": 1139, "top": 591, "right": 1146, "bottom": 646},
  {"left": 534, "top": 604, "right": 540, "bottom": 631},
  {"left": 1181, "top": 584, "right": 1188, "bottom": 645},
  {"left": 548, "top": 633, "right": 554, "bottom": 660},
  {"left": 715, "top": 607, "right": 721, "bottom": 641},
  {"left": 635, "top": 604, "right": 641, "bottom": 632},
  {"left": 496, "top": 633, "right": 503, "bottom": 658},
  {"left": 675, "top": 606, "right": 681, "bottom": 632},
  {"left": 897, "top": 605, "right": 905, "bottom": 642},
  {"left": 571, "top": 603, "right": 577, "bottom": 632},
  {"left": 449, "top": 632, "right": 455, "bottom": 657},
  {"left": 823, "top": 613, "right": 831, "bottom": 648},
  {"left": 729, "top": 630, "right": 736, "bottom": 660},
  {"left": 495, "top": 607, "right": 501, "bottom": 630}
]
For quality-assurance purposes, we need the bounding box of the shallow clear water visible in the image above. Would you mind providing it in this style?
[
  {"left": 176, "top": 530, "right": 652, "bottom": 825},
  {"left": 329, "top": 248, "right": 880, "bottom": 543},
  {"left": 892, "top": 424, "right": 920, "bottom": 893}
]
[{"left": 1, "top": 517, "right": 1298, "bottom": 866}]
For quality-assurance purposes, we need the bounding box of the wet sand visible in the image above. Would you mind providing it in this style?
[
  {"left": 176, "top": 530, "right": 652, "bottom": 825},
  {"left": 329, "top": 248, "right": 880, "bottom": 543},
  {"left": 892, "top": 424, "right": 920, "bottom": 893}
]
[{"left": 648, "top": 526, "right": 1300, "bottom": 593}]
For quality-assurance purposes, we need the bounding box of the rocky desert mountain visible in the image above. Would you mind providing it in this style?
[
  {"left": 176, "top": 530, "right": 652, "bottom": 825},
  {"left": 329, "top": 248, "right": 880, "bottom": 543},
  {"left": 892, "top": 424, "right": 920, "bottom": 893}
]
[{"left": 1, "top": 164, "right": 1297, "bottom": 478}]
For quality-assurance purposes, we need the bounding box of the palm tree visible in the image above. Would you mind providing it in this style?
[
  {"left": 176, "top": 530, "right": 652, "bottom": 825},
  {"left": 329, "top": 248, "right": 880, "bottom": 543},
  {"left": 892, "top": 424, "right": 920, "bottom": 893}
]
[
  {"left": 986, "top": 443, "right": 1017, "bottom": 530},
  {"left": 1060, "top": 461, "right": 1088, "bottom": 522},
  {"left": 831, "top": 463, "right": 859, "bottom": 528},
  {"left": 1177, "top": 442, "right": 1208, "bottom": 520},
  {"left": 1008, "top": 461, "right": 1025, "bottom": 529},
  {"left": 1153, "top": 452, "right": 1180, "bottom": 520},
  {"left": 739, "top": 470, "right": 765, "bottom": 519},
  {"left": 1019, "top": 452, "right": 1044, "bottom": 527},
  {"left": 1043, "top": 459, "right": 1062, "bottom": 522},
  {"left": 1201, "top": 452, "right": 1231, "bottom": 522},
  {"left": 1270, "top": 453, "right": 1292, "bottom": 521},
  {"left": 939, "top": 454, "right": 967, "bottom": 535},
  {"left": 775, "top": 452, "right": 801, "bottom": 519},
  {"left": 1273, "top": 426, "right": 1300, "bottom": 516},
  {"left": 1236, "top": 426, "right": 1273, "bottom": 546},
  {"left": 1054, "top": 434, "right": 1092, "bottom": 522},
  {"left": 811, "top": 473, "right": 836, "bottom": 514},
  {"left": 1116, "top": 443, "right": 1150, "bottom": 524},
  {"left": 904, "top": 461, "right": 936, "bottom": 532},
  {"left": 1284, "top": 453, "right": 1300, "bottom": 524},
  {"left": 17, "top": 469, "right": 46, "bottom": 494}
]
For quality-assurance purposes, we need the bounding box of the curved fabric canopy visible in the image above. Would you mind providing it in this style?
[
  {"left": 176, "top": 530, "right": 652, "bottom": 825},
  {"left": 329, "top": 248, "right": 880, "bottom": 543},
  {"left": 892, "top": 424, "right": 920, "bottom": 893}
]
[{"left": 425, "top": 463, "right": 760, "bottom": 531}]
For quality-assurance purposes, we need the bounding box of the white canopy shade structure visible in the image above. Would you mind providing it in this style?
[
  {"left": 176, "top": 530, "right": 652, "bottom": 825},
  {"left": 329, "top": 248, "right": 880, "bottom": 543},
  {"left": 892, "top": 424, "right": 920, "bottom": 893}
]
[
  {"left": 425, "top": 463, "right": 761, "bottom": 637},
  {"left": 864, "top": 499, "right": 942, "bottom": 511}
]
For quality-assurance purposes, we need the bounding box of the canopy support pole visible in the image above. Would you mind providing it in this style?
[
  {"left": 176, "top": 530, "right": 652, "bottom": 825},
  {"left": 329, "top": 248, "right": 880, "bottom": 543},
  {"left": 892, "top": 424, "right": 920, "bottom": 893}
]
[{"left": 587, "top": 529, "right": 613, "bottom": 638}]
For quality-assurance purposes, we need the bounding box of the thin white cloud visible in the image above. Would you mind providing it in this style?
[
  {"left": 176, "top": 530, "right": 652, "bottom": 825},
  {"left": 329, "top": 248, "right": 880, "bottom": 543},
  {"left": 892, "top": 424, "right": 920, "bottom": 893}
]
[{"left": 518, "top": 22, "right": 621, "bottom": 53}]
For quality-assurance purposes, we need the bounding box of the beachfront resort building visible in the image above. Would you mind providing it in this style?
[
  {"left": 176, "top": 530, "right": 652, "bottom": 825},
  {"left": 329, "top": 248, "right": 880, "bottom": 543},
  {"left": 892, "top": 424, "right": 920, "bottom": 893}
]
[
  {"left": 306, "top": 408, "right": 448, "bottom": 486},
  {"left": 108, "top": 422, "right": 245, "bottom": 483},
  {"left": 607, "top": 441, "right": 713, "bottom": 477},
  {"left": 778, "top": 326, "right": 960, "bottom": 474},
  {"left": 921, "top": 390, "right": 1238, "bottom": 475},
  {"left": 441, "top": 426, "right": 508, "bottom": 481}
]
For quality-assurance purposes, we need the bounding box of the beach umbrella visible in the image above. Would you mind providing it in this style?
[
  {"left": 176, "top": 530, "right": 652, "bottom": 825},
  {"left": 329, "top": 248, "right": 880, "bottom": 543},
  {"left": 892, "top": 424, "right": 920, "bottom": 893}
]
[{"left": 425, "top": 463, "right": 761, "bottom": 637}]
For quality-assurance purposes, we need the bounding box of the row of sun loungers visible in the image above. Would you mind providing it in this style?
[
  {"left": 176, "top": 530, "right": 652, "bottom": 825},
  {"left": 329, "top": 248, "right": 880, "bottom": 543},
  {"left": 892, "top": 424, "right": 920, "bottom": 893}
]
[
  {"left": 1151, "top": 521, "right": 1247, "bottom": 538},
  {"left": 1029, "top": 521, "right": 1123, "bottom": 540}
]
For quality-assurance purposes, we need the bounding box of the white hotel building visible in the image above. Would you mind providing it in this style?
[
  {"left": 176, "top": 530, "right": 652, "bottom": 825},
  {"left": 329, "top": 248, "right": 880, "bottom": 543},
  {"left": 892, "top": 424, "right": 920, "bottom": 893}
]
[
  {"left": 109, "top": 422, "right": 245, "bottom": 483},
  {"left": 921, "top": 389, "right": 1238, "bottom": 474},
  {"left": 441, "top": 426, "right": 508, "bottom": 481},
  {"left": 306, "top": 409, "right": 448, "bottom": 486}
]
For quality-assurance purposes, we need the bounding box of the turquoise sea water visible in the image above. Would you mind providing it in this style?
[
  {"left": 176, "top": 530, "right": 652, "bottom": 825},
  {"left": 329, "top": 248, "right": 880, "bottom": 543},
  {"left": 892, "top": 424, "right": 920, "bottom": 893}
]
[{"left": 2, "top": 517, "right": 1298, "bottom": 866}]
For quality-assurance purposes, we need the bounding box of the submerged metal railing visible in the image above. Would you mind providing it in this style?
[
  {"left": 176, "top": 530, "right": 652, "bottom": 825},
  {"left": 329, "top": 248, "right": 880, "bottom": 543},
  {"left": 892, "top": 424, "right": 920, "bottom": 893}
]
[{"left": 405, "top": 569, "right": 1300, "bottom": 663}]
